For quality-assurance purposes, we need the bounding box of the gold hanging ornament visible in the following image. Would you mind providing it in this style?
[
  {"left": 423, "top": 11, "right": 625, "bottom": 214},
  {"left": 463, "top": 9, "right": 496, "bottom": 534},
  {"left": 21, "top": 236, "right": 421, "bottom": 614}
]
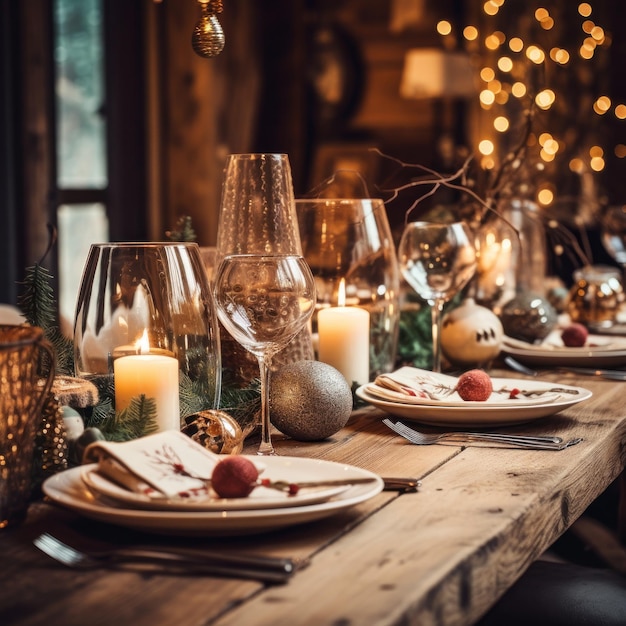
[{"left": 192, "top": 0, "right": 225, "bottom": 58}]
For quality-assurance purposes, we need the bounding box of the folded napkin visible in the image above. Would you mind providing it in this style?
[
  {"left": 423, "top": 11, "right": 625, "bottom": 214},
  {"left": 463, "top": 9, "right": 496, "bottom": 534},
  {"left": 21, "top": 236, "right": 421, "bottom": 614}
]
[
  {"left": 365, "top": 367, "right": 564, "bottom": 407},
  {"left": 83, "top": 431, "right": 221, "bottom": 499},
  {"left": 373, "top": 368, "right": 460, "bottom": 403}
]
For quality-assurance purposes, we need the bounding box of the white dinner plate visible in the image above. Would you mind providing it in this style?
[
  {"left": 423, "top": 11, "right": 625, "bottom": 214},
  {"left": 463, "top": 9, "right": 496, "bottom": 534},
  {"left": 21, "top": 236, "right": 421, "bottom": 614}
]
[
  {"left": 502, "top": 331, "right": 626, "bottom": 368},
  {"left": 42, "top": 457, "right": 384, "bottom": 536},
  {"left": 80, "top": 464, "right": 350, "bottom": 512},
  {"left": 366, "top": 367, "right": 563, "bottom": 408},
  {"left": 356, "top": 380, "right": 592, "bottom": 427}
]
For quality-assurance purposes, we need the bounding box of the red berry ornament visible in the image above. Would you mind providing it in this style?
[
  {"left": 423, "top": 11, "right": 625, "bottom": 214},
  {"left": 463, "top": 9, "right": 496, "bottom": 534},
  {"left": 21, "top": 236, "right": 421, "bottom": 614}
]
[
  {"left": 561, "top": 323, "right": 588, "bottom": 347},
  {"left": 211, "top": 456, "right": 259, "bottom": 498},
  {"left": 456, "top": 369, "right": 493, "bottom": 402}
]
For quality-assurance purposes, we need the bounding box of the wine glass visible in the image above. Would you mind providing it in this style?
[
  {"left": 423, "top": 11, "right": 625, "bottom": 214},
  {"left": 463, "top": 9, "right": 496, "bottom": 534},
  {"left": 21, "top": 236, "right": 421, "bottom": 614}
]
[
  {"left": 398, "top": 221, "right": 477, "bottom": 373},
  {"left": 600, "top": 205, "right": 626, "bottom": 286},
  {"left": 214, "top": 254, "right": 315, "bottom": 455}
]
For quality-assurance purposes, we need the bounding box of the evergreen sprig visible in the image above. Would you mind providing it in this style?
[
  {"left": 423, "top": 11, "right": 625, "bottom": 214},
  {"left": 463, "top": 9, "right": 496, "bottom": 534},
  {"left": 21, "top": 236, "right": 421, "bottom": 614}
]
[
  {"left": 80, "top": 376, "right": 157, "bottom": 441},
  {"left": 219, "top": 371, "right": 261, "bottom": 434},
  {"left": 165, "top": 216, "right": 197, "bottom": 242},
  {"left": 17, "top": 260, "right": 75, "bottom": 376},
  {"left": 94, "top": 395, "right": 159, "bottom": 442}
]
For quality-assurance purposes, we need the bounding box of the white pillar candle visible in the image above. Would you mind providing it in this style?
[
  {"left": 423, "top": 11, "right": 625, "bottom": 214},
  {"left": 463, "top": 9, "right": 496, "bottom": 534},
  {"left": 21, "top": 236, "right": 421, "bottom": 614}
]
[
  {"left": 114, "top": 354, "right": 180, "bottom": 431},
  {"left": 318, "top": 304, "right": 370, "bottom": 386}
]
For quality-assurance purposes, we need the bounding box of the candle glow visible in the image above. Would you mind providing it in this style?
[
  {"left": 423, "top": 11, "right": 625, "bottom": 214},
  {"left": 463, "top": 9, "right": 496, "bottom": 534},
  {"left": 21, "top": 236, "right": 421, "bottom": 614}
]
[
  {"left": 317, "top": 279, "right": 370, "bottom": 386},
  {"left": 113, "top": 330, "right": 180, "bottom": 432}
]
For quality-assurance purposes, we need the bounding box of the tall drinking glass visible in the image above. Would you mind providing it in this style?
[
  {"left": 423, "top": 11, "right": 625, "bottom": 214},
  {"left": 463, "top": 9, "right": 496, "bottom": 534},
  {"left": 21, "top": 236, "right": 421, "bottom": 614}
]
[
  {"left": 215, "top": 154, "right": 315, "bottom": 386},
  {"left": 216, "top": 154, "right": 304, "bottom": 262},
  {"left": 214, "top": 154, "right": 316, "bottom": 453},
  {"left": 398, "top": 221, "right": 477, "bottom": 372}
]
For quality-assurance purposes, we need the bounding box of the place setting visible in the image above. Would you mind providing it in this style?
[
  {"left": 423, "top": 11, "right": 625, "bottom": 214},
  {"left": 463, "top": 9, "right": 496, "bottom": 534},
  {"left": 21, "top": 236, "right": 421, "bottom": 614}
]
[
  {"left": 501, "top": 326, "right": 626, "bottom": 369},
  {"left": 42, "top": 430, "right": 384, "bottom": 537},
  {"left": 356, "top": 366, "right": 592, "bottom": 427}
]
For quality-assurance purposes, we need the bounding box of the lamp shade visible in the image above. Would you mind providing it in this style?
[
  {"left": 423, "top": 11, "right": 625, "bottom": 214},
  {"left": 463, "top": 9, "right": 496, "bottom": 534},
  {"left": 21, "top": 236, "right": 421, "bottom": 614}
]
[{"left": 400, "top": 48, "right": 476, "bottom": 99}]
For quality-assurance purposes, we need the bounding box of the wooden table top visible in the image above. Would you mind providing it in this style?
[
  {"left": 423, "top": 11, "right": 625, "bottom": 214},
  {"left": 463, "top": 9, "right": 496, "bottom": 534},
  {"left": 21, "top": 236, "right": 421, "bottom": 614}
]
[{"left": 1, "top": 370, "right": 625, "bottom": 626}]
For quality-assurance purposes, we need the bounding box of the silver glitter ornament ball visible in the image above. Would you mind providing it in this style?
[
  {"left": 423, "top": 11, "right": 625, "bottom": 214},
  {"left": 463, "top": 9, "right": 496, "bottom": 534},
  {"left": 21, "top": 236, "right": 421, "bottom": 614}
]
[{"left": 270, "top": 360, "right": 353, "bottom": 441}]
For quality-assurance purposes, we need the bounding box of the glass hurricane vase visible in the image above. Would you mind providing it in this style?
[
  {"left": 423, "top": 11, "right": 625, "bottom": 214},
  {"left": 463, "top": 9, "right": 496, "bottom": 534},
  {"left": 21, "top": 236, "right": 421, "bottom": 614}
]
[
  {"left": 73, "top": 242, "right": 221, "bottom": 434},
  {"left": 296, "top": 198, "right": 400, "bottom": 379}
]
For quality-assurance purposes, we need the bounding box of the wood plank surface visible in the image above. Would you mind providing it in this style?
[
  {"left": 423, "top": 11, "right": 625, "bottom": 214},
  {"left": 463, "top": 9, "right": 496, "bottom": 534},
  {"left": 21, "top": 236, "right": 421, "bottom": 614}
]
[
  {"left": 212, "top": 375, "right": 626, "bottom": 625},
  {"left": 1, "top": 373, "right": 625, "bottom": 626}
]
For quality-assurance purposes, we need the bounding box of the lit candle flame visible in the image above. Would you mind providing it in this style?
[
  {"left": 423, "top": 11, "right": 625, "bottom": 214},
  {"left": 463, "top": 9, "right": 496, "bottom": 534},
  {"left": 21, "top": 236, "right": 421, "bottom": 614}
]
[
  {"left": 338, "top": 278, "right": 346, "bottom": 307},
  {"left": 136, "top": 329, "right": 150, "bottom": 354}
]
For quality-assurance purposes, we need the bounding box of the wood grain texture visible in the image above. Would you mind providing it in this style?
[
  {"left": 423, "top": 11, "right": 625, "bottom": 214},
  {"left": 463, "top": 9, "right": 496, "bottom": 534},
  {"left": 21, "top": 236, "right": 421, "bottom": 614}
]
[{"left": 1, "top": 372, "right": 624, "bottom": 626}]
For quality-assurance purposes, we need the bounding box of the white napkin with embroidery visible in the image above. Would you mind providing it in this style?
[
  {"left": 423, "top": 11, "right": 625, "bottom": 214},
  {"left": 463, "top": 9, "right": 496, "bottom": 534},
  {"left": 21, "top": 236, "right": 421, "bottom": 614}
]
[
  {"left": 366, "top": 367, "right": 467, "bottom": 405},
  {"left": 83, "top": 431, "right": 220, "bottom": 499},
  {"left": 364, "top": 366, "right": 563, "bottom": 407}
]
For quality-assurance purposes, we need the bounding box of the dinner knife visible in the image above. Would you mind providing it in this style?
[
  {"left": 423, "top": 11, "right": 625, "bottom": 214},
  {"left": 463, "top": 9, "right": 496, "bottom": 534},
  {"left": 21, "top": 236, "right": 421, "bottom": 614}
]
[
  {"left": 555, "top": 366, "right": 626, "bottom": 380},
  {"left": 266, "top": 476, "right": 420, "bottom": 492}
]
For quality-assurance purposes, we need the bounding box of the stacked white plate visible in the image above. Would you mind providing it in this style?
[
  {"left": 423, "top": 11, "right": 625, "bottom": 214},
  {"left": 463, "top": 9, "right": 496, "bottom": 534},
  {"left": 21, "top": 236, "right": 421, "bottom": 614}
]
[
  {"left": 42, "top": 456, "right": 384, "bottom": 536},
  {"left": 356, "top": 366, "right": 592, "bottom": 427},
  {"left": 502, "top": 331, "right": 626, "bottom": 368}
]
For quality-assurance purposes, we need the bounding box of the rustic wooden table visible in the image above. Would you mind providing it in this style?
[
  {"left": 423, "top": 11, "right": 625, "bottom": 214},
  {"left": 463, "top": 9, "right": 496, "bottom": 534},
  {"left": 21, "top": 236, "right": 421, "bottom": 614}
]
[{"left": 1, "top": 371, "right": 625, "bottom": 626}]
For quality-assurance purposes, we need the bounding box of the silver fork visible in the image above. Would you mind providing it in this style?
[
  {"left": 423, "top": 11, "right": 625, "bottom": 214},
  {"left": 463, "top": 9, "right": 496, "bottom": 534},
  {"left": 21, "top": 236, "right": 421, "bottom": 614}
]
[
  {"left": 383, "top": 419, "right": 582, "bottom": 450},
  {"left": 33, "top": 533, "right": 300, "bottom": 584}
]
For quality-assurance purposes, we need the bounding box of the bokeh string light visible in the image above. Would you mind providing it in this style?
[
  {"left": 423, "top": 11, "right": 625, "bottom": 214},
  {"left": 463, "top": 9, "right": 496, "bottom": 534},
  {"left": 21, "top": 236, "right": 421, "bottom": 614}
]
[{"left": 437, "top": 1, "right": 623, "bottom": 224}]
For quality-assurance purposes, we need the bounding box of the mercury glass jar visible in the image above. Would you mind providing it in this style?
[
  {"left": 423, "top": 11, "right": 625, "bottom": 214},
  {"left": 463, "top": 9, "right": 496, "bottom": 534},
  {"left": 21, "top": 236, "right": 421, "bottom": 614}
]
[{"left": 567, "top": 265, "right": 624, "bottom": 328}]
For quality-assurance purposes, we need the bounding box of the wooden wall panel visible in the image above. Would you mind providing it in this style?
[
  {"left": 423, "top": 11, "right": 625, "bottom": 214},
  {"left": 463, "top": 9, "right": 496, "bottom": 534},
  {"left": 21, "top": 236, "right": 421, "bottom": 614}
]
[
  {"left": 19, "top": 0, "right": 56, "bottom": 270},
  {"left": 155, "top": 0, "right": 222, "bottom": 245}
]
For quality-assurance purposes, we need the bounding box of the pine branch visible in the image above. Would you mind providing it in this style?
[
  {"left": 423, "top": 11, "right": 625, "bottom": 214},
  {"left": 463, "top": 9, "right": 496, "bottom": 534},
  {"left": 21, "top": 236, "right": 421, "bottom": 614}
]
[
  {"left": 94, "top": 395, "right": 159, "bottom": 442},
  {"left": 219, "top": 371, "right": 261, "bottom": 433},
  {"left": 18, "top": 264, "right": 57, "bottom": 330},
  {"left": 165, "top": 216, "right": 197, "bottom": 242},
  {"left": 17, "top": 262, "right": 75, "bottom": 375}
]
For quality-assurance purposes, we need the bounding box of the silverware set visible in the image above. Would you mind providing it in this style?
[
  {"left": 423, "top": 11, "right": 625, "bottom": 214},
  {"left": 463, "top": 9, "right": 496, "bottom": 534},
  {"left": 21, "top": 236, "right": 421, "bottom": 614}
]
[
  {"left": 34, "top": 532, "right": 303, "bottom": 584},
  {"left": 383, "top": 418, "right": 582, "bottom": 450}
]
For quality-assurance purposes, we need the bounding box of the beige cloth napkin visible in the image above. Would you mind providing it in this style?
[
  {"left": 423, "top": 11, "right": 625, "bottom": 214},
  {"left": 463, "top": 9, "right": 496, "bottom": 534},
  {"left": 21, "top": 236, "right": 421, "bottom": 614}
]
[{"left": 83, "top": 431, "right": 220, "bottom": 499}]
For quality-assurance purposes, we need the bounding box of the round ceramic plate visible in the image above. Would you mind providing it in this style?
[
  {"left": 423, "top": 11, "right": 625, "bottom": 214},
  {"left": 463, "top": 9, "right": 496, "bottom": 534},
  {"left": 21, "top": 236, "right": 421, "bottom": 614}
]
[
  {"left": 80, "top": 464, "right": 350, "bottom": 512},
  {"left": 502, "top": 332, "right": 626, "bottom": 368},
  {"left": 42, "top": 458, "right": 384, "bottom": 536},
  {"left": 356, "top": 382, "right": 592, "bottom": 427}
]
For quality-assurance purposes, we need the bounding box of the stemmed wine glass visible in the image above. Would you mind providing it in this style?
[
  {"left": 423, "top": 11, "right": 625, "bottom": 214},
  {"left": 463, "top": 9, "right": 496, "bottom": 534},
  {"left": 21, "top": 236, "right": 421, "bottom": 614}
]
[
  {"left": 214, "top": 153, "right": 315, "bottom": 455},
  {"left": 398, "top": 221, "right": 477, "bottom": 373},
  {"left": 600, "top": 205, "right": 626, "bottom": 286},
  {"left": 214, "top": 255, "right": 315, "bottom": 455}
]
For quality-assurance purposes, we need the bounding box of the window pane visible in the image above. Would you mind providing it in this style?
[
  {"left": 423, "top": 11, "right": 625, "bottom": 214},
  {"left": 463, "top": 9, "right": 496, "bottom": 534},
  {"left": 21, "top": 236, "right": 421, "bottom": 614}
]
[
  {"left": 54, "top": 0, "right": 107, "bottom": 188},
  {"left": 57, "top": 203, "right": 109, "bottom": 331}
]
